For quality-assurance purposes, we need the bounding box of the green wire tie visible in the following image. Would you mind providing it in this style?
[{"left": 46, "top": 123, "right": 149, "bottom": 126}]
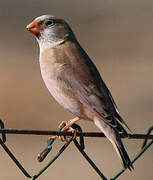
[{"left": 37, "top": 124, "right": 65, "bottom": 162}]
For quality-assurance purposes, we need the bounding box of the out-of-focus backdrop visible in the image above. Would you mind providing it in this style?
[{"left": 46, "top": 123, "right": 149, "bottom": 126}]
[{"left": 0, "top": 0, "right": 153, "bottom": 179}]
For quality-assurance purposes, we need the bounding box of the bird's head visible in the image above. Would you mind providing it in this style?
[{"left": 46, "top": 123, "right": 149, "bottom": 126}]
[{"left": 26, "top": 15, "right": 76, "bottom": 47}]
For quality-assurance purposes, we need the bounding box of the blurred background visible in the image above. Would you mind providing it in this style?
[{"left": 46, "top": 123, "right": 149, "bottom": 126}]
[{"left": 0, "top": 0, "right": 153, "bottom": 179}]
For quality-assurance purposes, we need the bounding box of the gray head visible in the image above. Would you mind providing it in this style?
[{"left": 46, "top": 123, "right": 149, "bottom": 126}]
[{"left": 26, "top": 15, "right": 76, "bottom": 46}]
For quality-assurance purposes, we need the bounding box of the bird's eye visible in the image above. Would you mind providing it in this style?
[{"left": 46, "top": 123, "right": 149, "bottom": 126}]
[{"left": 45, "top": 20, "right": 55, "bottom": 27}]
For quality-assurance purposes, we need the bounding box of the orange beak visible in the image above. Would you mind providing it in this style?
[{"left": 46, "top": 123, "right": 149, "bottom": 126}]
[{"left": 26, "top": 20, "right": 41, "bottom": 36}]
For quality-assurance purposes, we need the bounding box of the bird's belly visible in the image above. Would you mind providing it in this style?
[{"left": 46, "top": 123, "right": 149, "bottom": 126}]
[{"left": 42, "top": 74, "right": 82, "bottom": 116}]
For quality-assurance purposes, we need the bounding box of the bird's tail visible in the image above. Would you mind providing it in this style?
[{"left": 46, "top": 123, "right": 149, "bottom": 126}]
[{"left": 94, "top": 117, "right": 134, "bottom": 170}]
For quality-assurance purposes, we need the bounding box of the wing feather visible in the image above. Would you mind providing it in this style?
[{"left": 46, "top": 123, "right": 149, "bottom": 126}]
[{"left": 57, "top": 41, "right": 130, "bottom": 134}]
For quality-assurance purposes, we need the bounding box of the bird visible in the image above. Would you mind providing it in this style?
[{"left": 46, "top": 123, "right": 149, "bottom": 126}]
[{"left": 26, "top": 14, "right": 134, "bottom": 170}]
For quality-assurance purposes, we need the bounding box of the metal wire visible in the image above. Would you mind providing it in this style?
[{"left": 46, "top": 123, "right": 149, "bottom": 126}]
[
  {"left": 73, "top": 138, "right": 108, "bottom": 180},
  {"left": 31, "top": 136, "right": 74, "bottom": 180},
  {"left": 0, "top": 119, "right": 152, "bottom": 180},
  {"left": 0, "top": 128, "right": 153, "bottom": 139},
  {"left": 111, "top": 126, "right": 153, "bottom": 180},
  {"left": 0, "top": 138, "right": 32, "bottom": 178}
]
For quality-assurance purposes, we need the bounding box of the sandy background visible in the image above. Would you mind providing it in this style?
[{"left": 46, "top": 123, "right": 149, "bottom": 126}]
[{"left": 0, "top": 0, "right": 153, "bottom": 179}]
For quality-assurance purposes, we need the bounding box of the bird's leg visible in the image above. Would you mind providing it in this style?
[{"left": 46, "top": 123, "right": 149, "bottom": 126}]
[
  {"left": 58, "top": 117, "right": 81, "bottom": 142},
  {"left": 59, "top": 117, "right": 80, "bottom": 132},
  {"left": 47, "top": 117, "right": 80, "bottom": 143}
]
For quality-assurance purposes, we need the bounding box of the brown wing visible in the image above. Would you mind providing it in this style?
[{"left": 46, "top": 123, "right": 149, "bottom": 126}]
[
  {"left": 78, "top": 42, "right": 130, "bottom": 130},
  {"left": 58, "top": 40, "right": 130, "bottom": 135}
]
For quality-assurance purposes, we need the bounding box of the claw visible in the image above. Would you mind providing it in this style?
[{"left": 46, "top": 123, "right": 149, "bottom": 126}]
[
  {"left": 59, "top": 117, "right": 80, "bottom": 132},
  {"left": 58, "top": 121, "right": 76, "bottom": 142},
  {"left": 58, "top": 117, "right": 80, "bottom": 142}
]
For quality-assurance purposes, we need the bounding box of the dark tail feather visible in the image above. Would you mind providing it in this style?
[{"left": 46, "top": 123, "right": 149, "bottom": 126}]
[
  {"left": 115, "top": 132, "right": 134, "bottom": 171},
  {"left": 115, "top": 112, "right": 131, "bottom": 132},
  {"left": 94, "top": 117, "right": 134, "bottom": 171},
  {"left": 106, "top": 115, "right": 129, "bottom": 138}
]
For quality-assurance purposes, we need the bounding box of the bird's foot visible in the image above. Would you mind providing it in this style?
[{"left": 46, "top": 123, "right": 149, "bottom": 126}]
[
  {"left": 47, "top": 117, "right": 80, "bottom": 143},
  {"left": 58, "top": 117, "right": 80, "bottom": 142},
  {"left": 59, "top": 117, "right": 80, "bottom": 132}
]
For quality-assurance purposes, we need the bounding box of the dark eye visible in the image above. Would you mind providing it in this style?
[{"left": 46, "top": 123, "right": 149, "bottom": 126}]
[{"left": 45, "top": 20, "right": 54, "bottom": 27}]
